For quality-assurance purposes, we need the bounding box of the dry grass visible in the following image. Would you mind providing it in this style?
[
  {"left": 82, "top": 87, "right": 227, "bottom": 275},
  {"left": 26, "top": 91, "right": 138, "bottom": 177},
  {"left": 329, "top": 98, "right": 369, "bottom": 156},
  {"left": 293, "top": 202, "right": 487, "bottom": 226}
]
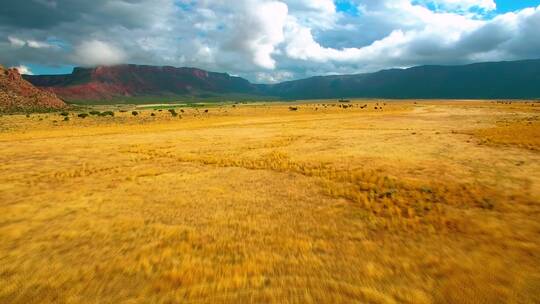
[{"left": 1, "top": 100, "right": 539, "bottom": 303}]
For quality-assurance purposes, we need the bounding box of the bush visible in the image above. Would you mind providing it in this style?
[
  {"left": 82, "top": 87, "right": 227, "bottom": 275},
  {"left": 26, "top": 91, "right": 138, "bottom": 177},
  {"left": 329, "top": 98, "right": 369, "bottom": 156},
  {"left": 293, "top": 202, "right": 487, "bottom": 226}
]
[
  {"left": 60, "top": 112, "right": 69, "bottom": 116},
  {"left": 151, "top": 113, "right": 156, "bottom": 116},
  {"left": 289, "top": 106, "right": 298, "bottom": 111},
  {"left": 78, "top": 113, "right": 89, "bottom": 119},
  {"left": 89, "top": 110, "right": 101, "bottom": 116},
  {"left": 132, "top": 111, "right": 139, "bottom": 116},
  {"left": 99, "top": 111, "right": 114, "bottom": 117},
  {"left": 168, "top": 109, "right": 178, "bottom": 117},
  {"left": 204, "top": 109, "right": 209, "bottom": 113},
  {"left": 63, "top": 116, "right": 70, "bottom": 121}
]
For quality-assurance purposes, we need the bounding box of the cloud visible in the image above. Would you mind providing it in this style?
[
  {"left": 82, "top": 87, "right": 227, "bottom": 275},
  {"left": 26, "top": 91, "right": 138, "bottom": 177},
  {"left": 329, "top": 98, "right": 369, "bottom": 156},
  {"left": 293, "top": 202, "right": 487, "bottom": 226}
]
[
  {"left": 418, "top": 0, "right": 496, "bottom": 11},
  {"left": 0, "top": 0, "right": 539, "bottom": 81},
  {"left": 8, "top": 36, "right": 53, "bottom": 49},
  {"left": 221, "top": 0, "right": 288, "bottom": 69},
  {"left": 11, "top": 65, "right": 33, "bottom": 75},
  {"left": 255, "top": 70, "right": 294, "bottom": 83},
  {"left": 72, "top": 40, "right": 127, "bottom": 66},
  {"left": 8, "top": 36, "right": 26, "bottom": 48}
]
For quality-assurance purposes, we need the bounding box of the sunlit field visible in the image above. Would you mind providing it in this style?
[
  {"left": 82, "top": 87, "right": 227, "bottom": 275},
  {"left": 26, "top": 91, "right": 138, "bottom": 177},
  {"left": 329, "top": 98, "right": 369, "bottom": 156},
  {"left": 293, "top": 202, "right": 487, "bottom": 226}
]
[{"left": 1, "top": 100, "right": 539, "bottom": 303}]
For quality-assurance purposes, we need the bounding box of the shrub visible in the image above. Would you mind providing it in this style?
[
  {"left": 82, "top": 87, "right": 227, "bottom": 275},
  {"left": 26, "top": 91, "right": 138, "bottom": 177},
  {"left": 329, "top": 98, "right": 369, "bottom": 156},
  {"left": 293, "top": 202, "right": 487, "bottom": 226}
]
[
  {"left": 60, "top": 112, "right": 69, "bottom": 116},
  {"left": 89, "top": 110, "right": 101, "bottom": 116},
  {"left": 99, "top": 111, "right": 114, "bottom": 117},
  {"left": 151, "top": 113, "right": 156, "bottom": 116},
  {"left": 78, "top": 113, "right": 89, "bottom": 118},
  {"left": 119, "top": 110, "right": 127, "bottom": 113},
  {"left": 289, "top": 106, "right": 298, "bottom": 111},
  {"left": 180, "top": 109, "right": 185, "bottom": 113},
  {"left": 168, "top": 109, "right": 178, "bottom": 117},
  {"left": 132, "top": 111, "right": 139, "bottom": 116},
  {"left": 204, "top": 109, "right": 209, "bottom": 113},
  {"left": 63, "top": 116, "right": 70, "bottom": 121}
]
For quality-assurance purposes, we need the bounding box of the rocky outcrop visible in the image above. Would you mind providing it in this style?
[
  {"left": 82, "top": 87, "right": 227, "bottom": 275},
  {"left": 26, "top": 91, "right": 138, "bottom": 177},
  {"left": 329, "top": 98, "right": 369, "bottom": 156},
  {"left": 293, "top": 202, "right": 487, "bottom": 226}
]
[{"left": 0, "top": 65, "right": 66, "bottom": 113}]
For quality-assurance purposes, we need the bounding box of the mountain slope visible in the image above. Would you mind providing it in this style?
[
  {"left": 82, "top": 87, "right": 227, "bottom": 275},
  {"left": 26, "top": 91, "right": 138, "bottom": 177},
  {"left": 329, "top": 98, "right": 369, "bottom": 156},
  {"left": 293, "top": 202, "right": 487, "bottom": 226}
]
[
  {"left": 23, "top": 59, "right": 540, "bottom": 102},
  {"left": 24, "top": 64, "right": 258, "bottom": 102},
  {"left": 0, "top": 65, "right": 66, "bottom": 112},
  {"left": 265, "top": 59, "right": 540, "bottom": 99}
]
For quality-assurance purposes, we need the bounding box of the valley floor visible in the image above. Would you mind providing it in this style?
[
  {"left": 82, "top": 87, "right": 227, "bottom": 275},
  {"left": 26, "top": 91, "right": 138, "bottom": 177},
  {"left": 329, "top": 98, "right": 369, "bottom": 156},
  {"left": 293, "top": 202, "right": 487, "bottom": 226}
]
[{"left": 0, "top": 100, "right": 539, "bottom": 303}]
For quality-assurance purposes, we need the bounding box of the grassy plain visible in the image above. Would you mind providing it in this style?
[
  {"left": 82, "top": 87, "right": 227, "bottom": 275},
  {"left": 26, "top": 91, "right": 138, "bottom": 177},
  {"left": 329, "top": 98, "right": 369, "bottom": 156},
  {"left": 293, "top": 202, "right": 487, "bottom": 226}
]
[{"left": 1, "top": 100, "right": 539, "bottom": 303}]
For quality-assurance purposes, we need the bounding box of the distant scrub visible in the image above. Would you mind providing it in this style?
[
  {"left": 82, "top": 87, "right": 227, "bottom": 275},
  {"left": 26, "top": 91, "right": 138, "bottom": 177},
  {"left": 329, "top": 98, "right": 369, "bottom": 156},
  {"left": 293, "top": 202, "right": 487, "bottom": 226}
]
[
  {"left": 78, "top": 113, "right": 89, "bottom": 119},
  {"left": 99, "top": 111, "right": 114, "bottom": 117},
  {"left": 132, "top": 111, "right": 139, "bottom": 116},
  {"left": 89, "top": 110, "right": 101, "bottom": 116},
  {"left": 60, "top": 112, "right": 69, "bottom": 116},
  {"left": 289, "top": 106, "right": 298, "bottom": 111},
  {"left": 168, "top": 109, "right": 178, "bottom": 117}
]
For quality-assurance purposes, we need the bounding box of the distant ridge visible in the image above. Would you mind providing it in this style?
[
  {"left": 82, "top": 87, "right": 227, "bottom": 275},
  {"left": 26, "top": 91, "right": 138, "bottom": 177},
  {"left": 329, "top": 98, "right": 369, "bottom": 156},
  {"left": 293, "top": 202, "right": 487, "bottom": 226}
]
[
  {"left": 24, "top": 64, "right": 257, "bottom": 102},
  {"left": 23, "top": 59, "right": 540, "bottom": 102},
  {"left": 263, "top": 59, "right": 540, "bottom": 99}
]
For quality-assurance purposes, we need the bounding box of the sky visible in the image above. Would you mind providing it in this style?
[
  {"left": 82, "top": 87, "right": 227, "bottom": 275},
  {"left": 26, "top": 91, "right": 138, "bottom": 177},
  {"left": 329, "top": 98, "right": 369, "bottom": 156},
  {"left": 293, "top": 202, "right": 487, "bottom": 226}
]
[{"left": 1, "top": 0, "right": 539, "bottom": 83}]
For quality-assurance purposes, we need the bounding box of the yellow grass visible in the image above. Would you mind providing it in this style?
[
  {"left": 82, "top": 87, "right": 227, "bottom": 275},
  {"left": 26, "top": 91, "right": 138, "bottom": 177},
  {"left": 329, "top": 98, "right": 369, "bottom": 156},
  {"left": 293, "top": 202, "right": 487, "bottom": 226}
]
[{"left": 1, "top": 100, "right": 539, "bottom": 303}]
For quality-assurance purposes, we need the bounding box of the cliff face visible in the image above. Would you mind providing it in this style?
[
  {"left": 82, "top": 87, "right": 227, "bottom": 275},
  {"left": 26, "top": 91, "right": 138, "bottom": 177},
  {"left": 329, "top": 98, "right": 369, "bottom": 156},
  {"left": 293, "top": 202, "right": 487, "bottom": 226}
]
[
  {"left": 24, "top": 64, "right": 258, "bottom": 101},
  {"left": 0, "top": 66, "right": 66, "bottom": 113}
]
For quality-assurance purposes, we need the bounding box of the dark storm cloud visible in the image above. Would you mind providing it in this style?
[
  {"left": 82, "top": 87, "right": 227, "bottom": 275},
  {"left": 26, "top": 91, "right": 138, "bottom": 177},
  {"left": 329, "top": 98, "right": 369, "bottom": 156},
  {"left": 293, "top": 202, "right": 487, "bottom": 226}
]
[{"left": 0, "top": 0, "right": 163, "bottom": 30}]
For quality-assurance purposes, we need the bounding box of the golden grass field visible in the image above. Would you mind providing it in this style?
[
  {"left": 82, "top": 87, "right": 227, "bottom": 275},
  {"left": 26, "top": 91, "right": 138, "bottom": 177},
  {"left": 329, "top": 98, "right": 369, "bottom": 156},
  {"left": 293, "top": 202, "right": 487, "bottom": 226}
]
[{"left": 1, "top": 100, "right": 539, "bottom": 303}]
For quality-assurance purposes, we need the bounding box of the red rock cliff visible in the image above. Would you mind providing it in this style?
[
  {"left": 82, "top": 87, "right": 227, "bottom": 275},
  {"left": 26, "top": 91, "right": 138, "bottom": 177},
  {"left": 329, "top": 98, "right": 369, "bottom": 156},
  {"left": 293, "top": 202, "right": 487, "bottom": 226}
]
[{"left": 0, "top": 65, "right": 66, "bottom": 112}]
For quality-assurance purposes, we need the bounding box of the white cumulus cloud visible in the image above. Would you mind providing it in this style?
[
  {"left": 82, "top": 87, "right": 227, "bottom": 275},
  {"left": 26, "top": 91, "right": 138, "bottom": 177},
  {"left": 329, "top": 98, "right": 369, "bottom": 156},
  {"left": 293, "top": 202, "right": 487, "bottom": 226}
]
[
  {"left": 11, "top": 65, "right": 33, "bottom": 75},
  {"left": 72, "top": 40, "right": 127, "bottom": 66}
]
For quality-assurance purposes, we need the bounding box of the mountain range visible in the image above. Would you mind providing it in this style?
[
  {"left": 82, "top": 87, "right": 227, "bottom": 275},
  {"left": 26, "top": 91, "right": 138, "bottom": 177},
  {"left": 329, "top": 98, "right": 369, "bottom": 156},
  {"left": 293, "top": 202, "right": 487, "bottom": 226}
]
[{"left": 23, "top": 59, "right": 540, "bottom": 103}]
